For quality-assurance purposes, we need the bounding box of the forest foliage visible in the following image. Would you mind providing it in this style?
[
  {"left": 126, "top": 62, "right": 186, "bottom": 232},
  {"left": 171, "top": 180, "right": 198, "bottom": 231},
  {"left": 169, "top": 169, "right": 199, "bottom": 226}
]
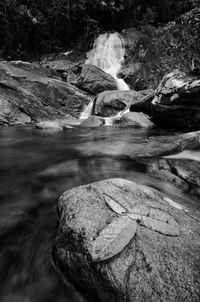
[{"left": 0, "top": 0, "right": 199, "bottom": 59}]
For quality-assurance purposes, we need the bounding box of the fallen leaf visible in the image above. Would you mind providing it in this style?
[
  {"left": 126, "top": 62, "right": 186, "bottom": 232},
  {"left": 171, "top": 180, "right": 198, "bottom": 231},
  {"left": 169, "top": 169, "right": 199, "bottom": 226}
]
[
  {"left": 103, "top": 193, "right": 127, "bottom": 214},
  {"left": 90, "top": 215, "right": 137, "bottom": 262},
  {"left": 128, "top": 207, "right": 181, "bottom": 236}
]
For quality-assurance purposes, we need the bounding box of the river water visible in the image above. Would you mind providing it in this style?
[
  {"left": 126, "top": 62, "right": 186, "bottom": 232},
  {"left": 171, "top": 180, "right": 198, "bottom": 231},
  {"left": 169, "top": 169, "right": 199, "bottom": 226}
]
[{"left": 0, "top": 125, "right": 200, "bottom": 302}]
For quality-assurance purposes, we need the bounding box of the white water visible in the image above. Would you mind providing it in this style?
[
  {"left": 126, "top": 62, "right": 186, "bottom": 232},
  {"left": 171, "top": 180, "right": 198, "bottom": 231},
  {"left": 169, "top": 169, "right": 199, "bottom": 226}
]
[
  {"left": 86, "top": 33, "right": 129, "bottom": 91},
  {"left": 80, "top": 32, "right": 129, "bottom": 120},
  {"left": 164, "top": 150, "right": 200, "bottom": 162},
  {"left": 79, "top": 100, "right": 94, "bottom": 120}
]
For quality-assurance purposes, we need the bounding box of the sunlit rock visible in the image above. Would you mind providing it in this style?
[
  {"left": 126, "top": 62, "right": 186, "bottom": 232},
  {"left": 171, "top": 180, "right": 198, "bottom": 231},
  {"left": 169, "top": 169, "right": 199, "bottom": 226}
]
[{"left": 0, "top": 61, "right": 92, "bottom": 125}]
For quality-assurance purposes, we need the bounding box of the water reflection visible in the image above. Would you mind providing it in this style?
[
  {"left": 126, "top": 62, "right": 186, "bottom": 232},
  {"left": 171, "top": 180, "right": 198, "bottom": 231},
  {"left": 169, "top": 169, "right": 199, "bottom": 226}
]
[{"left": 0, "top": 126, "right": 199, "bottom": 302}]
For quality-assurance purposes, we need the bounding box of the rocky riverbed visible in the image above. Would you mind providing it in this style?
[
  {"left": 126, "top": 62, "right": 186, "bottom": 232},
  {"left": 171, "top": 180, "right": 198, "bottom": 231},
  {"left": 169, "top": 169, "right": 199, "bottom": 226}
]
[{"left": 0, "top": 18, "right": 200, "bottom": 302}]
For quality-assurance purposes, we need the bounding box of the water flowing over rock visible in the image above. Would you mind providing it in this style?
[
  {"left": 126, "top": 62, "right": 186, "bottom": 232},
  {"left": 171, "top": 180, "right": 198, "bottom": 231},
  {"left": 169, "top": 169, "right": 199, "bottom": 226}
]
[
  {"left": 54, "top": 178, "right": 200, "bottom": 302},
  {"left": 0, "top": 61, "right": 92, "bottom": 125},
  {"left": 94, "top": 89, "right": 153, "bottom": 117},
  {"left": 79, "top": 32, "right": 130, "bottom": 119},
  {"left": 151, "top": 69, "right": 200, "bottom": 130},
  {"left": 86, "top": 32, "right": 130, "bottom": 91}
]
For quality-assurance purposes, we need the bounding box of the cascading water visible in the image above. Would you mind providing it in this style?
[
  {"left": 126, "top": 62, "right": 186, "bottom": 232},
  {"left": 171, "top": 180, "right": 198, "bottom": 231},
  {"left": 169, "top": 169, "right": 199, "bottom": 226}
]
[
  {"left": 80, "top": 32, "right": 129, "bottom": 120},
  {"left": 86, "top": 33, "right": 129, "bottom": 90}
]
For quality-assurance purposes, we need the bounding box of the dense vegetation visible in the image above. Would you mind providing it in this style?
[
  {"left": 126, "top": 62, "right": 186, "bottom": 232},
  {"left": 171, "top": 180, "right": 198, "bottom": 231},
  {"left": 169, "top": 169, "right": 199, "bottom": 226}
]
[{"left": 0, "top": 0, "right": 199, "bottom": 59}]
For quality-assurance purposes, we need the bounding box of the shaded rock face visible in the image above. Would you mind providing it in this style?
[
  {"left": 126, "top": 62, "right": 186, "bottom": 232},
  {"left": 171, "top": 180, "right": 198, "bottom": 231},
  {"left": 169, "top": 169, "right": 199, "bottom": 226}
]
[
  {"left": 120, "top": 28, "right": 153, "bottom": 63},
  {"left": 68, "top": 64, "right": 118, "bottom": 95},
  {"left": 151, "top": 70, "right": 200, "bottom": 130},
  {"left": 118, "top": 62, "right": 150, "bottom": 91},
  {"left": 119, "top": 112, "right": 154, "bottom": 128},
  {"left": 0, "top": 61, "right": 92, "bottom": 125},
  {"left": 54, "top": 178, "right": 200, "bottom": 302},
  {"left": 94, "top": 89, "right": 153, "bottom": 117},
  {"left": 120, "top": 28, "right": 154, "bottom": 89},
  {"left": 129, "top": 91, "right": 155, "bottom": 116}
]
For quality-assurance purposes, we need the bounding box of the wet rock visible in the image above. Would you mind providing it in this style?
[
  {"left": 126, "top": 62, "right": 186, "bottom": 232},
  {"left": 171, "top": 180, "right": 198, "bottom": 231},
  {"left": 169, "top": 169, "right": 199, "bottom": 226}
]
[
  {"left": 147, "top": 157, "right": 200, "bottom": 198},
  {"left": 35, "top": 119, "right": 76, "bottom": 131},
  {"left": 94, "top": 89, "right": 153, "bottom": 117},
  {"left": 118, "top": 62, "right": 150, "bottom": 90},
  {"left": 151, "top": 69, "right": 200, "bottom": 130},
  {"left": 80, "top": 116, "right": 105, "bottom": 127},
  {"left": 0, "top": 61, "right": 92, "bottom": 125},
  {"left": 119, "top": 112, "right": 154, "bottom": 128},
  {"left": 71, "top": 64, "right": 118, "bottom": 95},
  {"left": 54, "top": 178, "right": 200, "bottom": 302}
]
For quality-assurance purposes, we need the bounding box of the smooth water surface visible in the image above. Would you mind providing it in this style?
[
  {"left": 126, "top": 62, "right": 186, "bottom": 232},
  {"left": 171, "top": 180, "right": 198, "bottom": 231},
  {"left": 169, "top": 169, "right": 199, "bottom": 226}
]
[{"left": 0, "top": 126, "right": 199, "bottom": 302}]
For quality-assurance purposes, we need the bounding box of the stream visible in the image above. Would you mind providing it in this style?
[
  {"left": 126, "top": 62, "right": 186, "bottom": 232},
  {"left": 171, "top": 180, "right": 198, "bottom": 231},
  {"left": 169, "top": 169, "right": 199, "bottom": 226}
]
[{"left": 0, "top": 125, "right": 200, "bottom": 302}]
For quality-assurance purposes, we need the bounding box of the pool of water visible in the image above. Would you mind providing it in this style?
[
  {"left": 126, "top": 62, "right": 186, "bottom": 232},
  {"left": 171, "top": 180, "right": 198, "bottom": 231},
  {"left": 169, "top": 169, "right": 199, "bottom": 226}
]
[{"left": 0, "top": 126, "right": 199, "bottom": 302}]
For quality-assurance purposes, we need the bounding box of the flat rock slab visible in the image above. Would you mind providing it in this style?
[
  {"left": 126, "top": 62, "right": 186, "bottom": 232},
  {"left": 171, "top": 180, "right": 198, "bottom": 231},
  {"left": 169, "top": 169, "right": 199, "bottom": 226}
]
[{"left": 54, "top": 178, "right": 200, "bottom": 302}]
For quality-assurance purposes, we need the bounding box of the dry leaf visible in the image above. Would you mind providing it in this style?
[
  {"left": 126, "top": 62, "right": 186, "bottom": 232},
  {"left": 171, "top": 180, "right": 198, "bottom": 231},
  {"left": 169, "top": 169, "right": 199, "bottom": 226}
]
[
  {"left": 128, "top": 207, "right": 181, "bottom": 236},
  {"left": 90, "top": 215, "right": 137, "bottom": 262},
  {"left": 103, "top": 193, "right": 127, "bottom": 214}
]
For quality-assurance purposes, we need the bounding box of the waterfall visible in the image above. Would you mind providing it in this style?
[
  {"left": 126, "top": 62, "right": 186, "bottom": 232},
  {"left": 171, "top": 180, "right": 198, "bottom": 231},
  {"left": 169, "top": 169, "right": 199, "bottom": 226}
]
[
  {"left": 80, "top": 32, "right": 129, "bottom": 120},
  {"left": 86, "top": 33, "right": 129, "bottom": 91}
]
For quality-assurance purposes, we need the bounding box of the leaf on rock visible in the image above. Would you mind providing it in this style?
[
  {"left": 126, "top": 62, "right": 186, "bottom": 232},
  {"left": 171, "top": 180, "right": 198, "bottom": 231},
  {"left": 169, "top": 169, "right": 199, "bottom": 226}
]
[
  {"left": 128, "top": 207, "right": 181, "bottom": 237},
  {"left": 103, "top": 193, "right": 127, "bottom": 214},
  {"left": 90, "top": 215, "right": 137, "bottom": 262}
]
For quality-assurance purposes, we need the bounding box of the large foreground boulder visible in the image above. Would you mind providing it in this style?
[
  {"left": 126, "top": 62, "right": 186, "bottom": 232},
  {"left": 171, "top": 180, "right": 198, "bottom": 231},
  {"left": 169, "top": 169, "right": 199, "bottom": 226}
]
[
  {"left": 94, "top": 89, "right": 153, "bottom": 117},
  {"left": 54, "top": 178, "right": 200, "bottom": 302},
  {"left": 151, "top": 70, "right": 200, "bottom": 130},
  {"left": 0, "top": 61, "right": 92, "bottom": 125}
]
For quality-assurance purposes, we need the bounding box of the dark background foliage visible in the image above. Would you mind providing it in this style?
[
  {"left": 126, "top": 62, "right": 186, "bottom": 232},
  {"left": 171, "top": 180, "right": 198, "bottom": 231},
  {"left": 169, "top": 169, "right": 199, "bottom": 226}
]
[{"left": 0, "top": 0, "right": 199, "bottom": 59}]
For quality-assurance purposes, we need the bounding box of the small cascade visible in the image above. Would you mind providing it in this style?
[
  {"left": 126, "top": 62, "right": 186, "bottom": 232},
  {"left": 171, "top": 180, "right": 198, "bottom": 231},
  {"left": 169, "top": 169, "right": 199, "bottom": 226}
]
[
  {"left": 104, "top": 105, "right": 130, "bottom": 126},
  {"left": 80, "top": 32, "right": 129, "bottom": 120},
  {"left": 79, "top": 100, "right": 94, "bottom": 120}
]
